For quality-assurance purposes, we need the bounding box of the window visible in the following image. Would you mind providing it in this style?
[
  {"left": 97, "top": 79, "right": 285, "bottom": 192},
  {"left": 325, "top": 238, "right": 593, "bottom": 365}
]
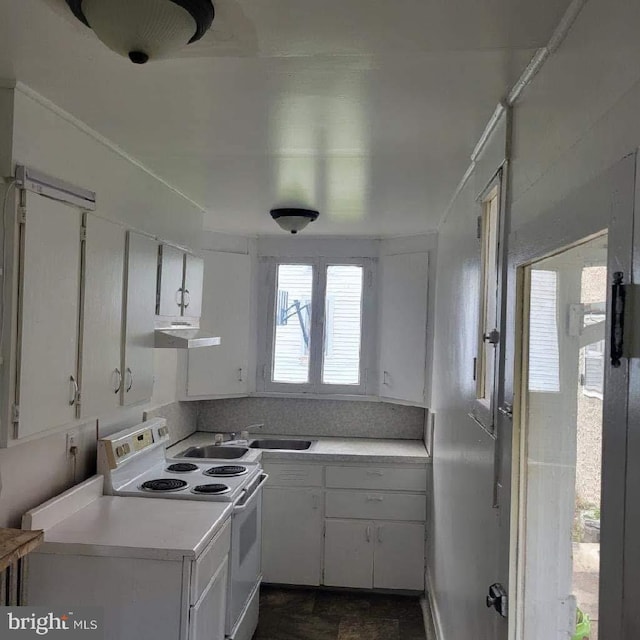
[
  {"left": 259, "top": 258, "right": 374, "bottom": 395},
  {"left": 474, "top": 173, "right": 503, "bottom": 429}
]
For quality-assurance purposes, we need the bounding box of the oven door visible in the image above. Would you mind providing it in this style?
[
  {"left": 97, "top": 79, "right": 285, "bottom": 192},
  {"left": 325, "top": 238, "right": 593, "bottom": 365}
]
[{"left": 227, "top": 473, "right": 268, "bottom": 637}]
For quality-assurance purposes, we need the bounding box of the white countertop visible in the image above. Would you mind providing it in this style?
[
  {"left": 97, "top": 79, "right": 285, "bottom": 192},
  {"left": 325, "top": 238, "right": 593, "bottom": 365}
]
[
  {"left": 37, "top": 496, "right": 232, "bottom": 561},
  {"left": 168, "top": 432, "right": 429, "bottom": 465}
]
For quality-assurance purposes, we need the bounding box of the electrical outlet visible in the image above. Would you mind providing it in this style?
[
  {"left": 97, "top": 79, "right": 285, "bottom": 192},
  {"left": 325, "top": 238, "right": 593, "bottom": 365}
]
[{"left": 66, "top": 430, "right": 80, "bottom": 457}]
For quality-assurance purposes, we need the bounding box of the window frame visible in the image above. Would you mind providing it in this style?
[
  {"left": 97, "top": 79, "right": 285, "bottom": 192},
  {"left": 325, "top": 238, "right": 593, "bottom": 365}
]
[
  {"left": 472, "top": 170, "right": 504, "bottom": 431},
  {"left": 257, "top": 256, "right": 376, "bottom": 396}
]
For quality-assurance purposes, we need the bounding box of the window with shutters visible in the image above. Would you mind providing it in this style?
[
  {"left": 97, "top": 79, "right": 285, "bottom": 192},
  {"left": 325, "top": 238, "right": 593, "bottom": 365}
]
[
  {"left": 258, "top": 257, "right": 375, "bottom": 395},
  {"left": 473, "top": 172, "right": 503, "bottom": 430}
]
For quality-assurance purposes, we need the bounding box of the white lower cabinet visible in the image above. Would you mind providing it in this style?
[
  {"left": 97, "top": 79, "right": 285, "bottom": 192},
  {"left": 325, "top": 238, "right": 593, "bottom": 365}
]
[
  {"left": 262, "top": 487, "right": 323, "bottom": 585},
  {"left": 324, "top": 519, "right": 374, "bottom": 589},
  {"left": 324, "top": 520, "right": 425, "bottom": 591},
  {"left": 189, "top": 557, "right": 228, "bottom": 640},
  {"left": 373, "top": 521, "right": 425, "bottom": 591}
]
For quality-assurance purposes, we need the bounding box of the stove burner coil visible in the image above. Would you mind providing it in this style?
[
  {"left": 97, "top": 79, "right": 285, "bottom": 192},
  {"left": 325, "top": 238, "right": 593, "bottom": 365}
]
[
  {"left": 140, "top": 478, "right": 188, "bottom": 492},
  {"left": 204, "top": 465, "right": 248, "bottom": 477},
  {"left": 192, "top": 483, "right": 231, "bottom": 495},
  {"left": 166, "top": 463, "right": 199, "bottom": 473}
]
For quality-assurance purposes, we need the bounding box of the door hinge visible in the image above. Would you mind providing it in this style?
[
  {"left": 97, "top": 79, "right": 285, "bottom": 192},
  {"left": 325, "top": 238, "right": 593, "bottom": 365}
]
[
  {"left": 80, "top": 226, "right": 87, "bottom": 242},
  {"left": 17, "top": 206, "right": 26, "bottom": 224},
  {"left": 11, "top": 403, "right": 19, "bottom": 424},
  {"left": 473, "top": 357, "right": 477, "bottom": 381},
  {"left": 611, "top": 273, "right": 640, "bottom": 366},
  {"left": 367, "top": 269, "right": 373, "bottom": 288},
  {"left": 483, "top": 329, "right": 500, "bottom": 345},
  {"left": 477, "top": 215, "right": 483, "bottom": 240}
]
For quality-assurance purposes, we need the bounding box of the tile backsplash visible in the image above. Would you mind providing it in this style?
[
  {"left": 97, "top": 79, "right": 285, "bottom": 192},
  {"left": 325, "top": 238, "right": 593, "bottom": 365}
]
[{"left": 197, "top": 397, "right": 426, "bottom": 440}]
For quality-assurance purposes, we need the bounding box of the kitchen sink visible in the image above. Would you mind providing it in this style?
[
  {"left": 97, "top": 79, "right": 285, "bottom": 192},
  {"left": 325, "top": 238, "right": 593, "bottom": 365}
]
[
  {"left": 249, "top": 439, "right": 313, "bottom": 450},
  {"left": 176, "top": 445, "right": 249, "bottom": 459}
]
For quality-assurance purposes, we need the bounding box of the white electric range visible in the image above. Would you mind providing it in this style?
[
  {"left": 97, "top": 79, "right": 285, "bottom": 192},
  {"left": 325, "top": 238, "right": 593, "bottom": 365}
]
[{"left": 97, "top": 419, "right": 266, "bottom": 640}]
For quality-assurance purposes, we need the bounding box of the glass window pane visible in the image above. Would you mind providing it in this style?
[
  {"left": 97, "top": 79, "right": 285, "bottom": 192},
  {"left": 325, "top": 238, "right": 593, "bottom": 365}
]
[
  {"left": 272, "top": 264, "right": 313, "bottom": 383},
  {"left": 322, "top": 265, "right": 363, "bottom": 385}
]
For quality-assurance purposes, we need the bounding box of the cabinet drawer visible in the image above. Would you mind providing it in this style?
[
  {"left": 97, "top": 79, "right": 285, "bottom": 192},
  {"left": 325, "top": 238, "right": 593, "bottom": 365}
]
[
  {"left": 325, "top": 465, "right": 427, "bottom": 492},
  {"left": 325, "top": 491, "right": 426, "bottom": 521},
  {"left": 191, "top": 519, "right": 231, "bottom": 604},
  {"left": 263, "top": 463, "right": 323, "bottom": 487}
]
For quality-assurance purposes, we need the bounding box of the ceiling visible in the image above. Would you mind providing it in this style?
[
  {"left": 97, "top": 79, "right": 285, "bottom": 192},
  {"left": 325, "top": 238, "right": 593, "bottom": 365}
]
[{"left": 0, "top": 0, "right": 572, "bottom": 236}]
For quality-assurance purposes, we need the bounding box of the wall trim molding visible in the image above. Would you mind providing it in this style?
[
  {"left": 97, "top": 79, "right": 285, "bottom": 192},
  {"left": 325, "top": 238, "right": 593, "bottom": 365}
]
[{"left": 425, "top": 568, "right": 444, "bottom": 640}]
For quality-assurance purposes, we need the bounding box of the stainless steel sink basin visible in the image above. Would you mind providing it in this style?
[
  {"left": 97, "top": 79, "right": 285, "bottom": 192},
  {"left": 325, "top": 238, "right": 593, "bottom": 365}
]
[
  {"left": 249, "top": 439, "right": 313, "bottom": 450},
  {"left": 176, "top": 445, "right": 249, "bottom": 459}
]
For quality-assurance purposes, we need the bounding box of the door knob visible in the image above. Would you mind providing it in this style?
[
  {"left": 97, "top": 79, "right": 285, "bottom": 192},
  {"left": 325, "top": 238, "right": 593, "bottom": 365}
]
[{"left": 486, "top": 583, "right": 508, "bottom": 618}]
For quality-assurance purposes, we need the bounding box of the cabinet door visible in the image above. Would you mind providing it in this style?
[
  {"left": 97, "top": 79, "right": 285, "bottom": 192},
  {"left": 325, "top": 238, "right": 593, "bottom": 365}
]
[
  {"left": 184, "top": 254, "right": 204, "bottom": 318},
  {"left": 262, "top": 487, "right": 323, "bottom": 585},
  {"left": 16, "top": 192, "right": 81, "bottom": 438},
  {"left": 189, "top": 557, "right": 228, "bottom": 640},
  {"left": 379, "top": 252, "right": 429, "bottom": 404},
  {"left": 79, "top": 215, "right": 125, "bottom": 418},
  {"left": 158, "top": 244, "right": 185, "bottom": 316},
  {"left": 373, "top": 522, "right": 425, "bottom": 591},
  {"left": 323, "top": 520, "right": 373, "bottom": 589},
  {"left": 187, "top": 251, "right": 251, "bottom": 397},
  {"left": 122, "top": 232, "right": 157, "bottom": 406}
]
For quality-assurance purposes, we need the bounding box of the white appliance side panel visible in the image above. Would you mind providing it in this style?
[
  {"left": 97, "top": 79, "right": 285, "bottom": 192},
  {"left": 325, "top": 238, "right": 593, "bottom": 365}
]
[
  {"left": 17, "top": 191, "right": 81, "bottom": 437},
  {"left": 28, "top": 553, "right": 184, "bottom": 640}
]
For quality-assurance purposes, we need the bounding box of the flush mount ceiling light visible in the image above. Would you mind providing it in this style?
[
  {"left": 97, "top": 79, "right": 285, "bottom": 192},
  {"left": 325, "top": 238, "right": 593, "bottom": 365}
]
[
  {"left": 270, "top": 208, "right": 319, "bottom": 235},
  {"left": 65, "top": 0, "right": 215, "bottom": 63}
]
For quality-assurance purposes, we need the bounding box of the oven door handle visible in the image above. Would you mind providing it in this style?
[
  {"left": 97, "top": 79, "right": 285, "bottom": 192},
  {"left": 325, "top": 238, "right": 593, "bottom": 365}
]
[{"left": 233, "top": 473, "right": 269, "bottom": 512}]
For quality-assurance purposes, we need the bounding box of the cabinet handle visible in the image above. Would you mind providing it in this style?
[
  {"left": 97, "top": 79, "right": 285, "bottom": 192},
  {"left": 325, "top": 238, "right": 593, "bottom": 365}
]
[
  {"left": 114, "top": 368, "right": 123, "bottom": 394},
  {"left": 126, "top": 368, "right": 133, "bottom": 392},
  {"left": 238, "top": 368, "right": 243, "bottom": 382},
  {"left": 312, "top": 493, "right": 320, "bottom": 510},
  {"left": 366, "top": 525, "right": 372, "bottom": 542},
  {"left": 69, "top": 375, "right": 78, "bottom": 406},
  {"left": 176, "top": 288, "right": 183, "bottom": 307},
  {"left": 366, "top": 495, "right": 384, "bottom": 502},
  {"left": 183, "top": 289, "right": 191, "bottom": 309},
  {"left": 377, "top": 526, "right": 384, "bottom": 543},
  {"left": 383, "top": 371, "right": 391, "bottom": 386},
  {"left": 367, "top": 470, "right": 384, "bottom": 476}
]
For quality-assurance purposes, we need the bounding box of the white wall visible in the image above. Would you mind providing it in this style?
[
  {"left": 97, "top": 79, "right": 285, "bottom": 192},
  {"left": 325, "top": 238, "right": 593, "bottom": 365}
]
[
  {"left": 429, "top": 1, "right": 640, "bottom": 638},
  {"left": 0, "top": 85, "right": 206, "bottom": 527}
]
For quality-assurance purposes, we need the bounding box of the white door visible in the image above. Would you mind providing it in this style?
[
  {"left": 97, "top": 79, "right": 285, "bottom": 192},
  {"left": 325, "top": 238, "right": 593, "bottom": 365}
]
[
  {"left": 504, "top": 156, "right": 636, "bottom": 640},
  {"left": 122, "top": 232, "right": 157, "bottom": 406},
  {"left": 189, "top": 558, "right": 228, "bottom": 640},
  {"left": 16, "top": 191, "right": 81, "bottom": 438},
  {"left": 158, "top": 244, "right": 184, "bottom": 317},
  {"left": 262, "top": 487, "right": 323, "bottom": 585},
  {"left": 373, "top": 521, "right": 425, "bottom": 591},
  {"left": 379, "top": 252, "right": 429, "bottom": 404},
  {"left": 184, "top": 254, "right": 204, "bottom": 318},
  {"left": 323, "top": 519, "right": 373, "bottom": 589},
  {"left": 79, "top": 215, "right": 125, "bottom": 418},
  {"left": 187, "top": 251, "right": 251, "bottom": 397}
]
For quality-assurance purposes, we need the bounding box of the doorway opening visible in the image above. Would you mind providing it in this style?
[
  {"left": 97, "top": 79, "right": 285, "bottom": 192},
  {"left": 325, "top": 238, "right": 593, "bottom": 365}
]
[{"left": 516, "top": 233, "right": 607, "bottom": 640}]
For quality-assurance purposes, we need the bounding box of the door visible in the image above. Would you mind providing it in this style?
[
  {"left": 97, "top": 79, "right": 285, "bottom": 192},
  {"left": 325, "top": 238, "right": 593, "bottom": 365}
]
[
  {"left": 323, "top": 519, "right": 373, "bottom": 589},
  {"left": 122, "top": 231, "right": 157, "bottom": 406},
  {"left": 79, "top": 215, "right": 125, "bottom": 418},
  {"left": 503, "top": 156, "right": 636, "bottom": 640},
  {"left": 373, "top": 521, "right": 425, "bottom": 591},
  {"left": 16, "top": 191, "right": 81, "bottom": 438},
  {"left": 187, "top": 251, "right": 251, "bottom": 397},
  {"left": 158, "top": 244, "right": 184, "bottom": 317},
  {"left": 379, "top": 252, "right": 429, "bottom": 404},
  {"left": 262, "top": 487, "right": 323, "bottom": 585},
  {"left": 189, "top": 558, "right": 228, "bottom": 640},
  {"left": 184, "top": 254, "right": 204, "bottom": 318}
]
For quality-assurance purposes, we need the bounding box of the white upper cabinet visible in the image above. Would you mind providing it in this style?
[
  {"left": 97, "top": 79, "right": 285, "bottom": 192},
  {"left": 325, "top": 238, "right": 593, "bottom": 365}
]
[
  {"left": 79, "top": 215, "right": 125, "bottom": 419},
  {"left": 379, "top": 252, "right": 429, "bottom": 405},
  {"left": 157, "top": 244, "right": 185, "bottom": 317},
  {"left": 15, "top": 192, "right": 81, "bottom": 439},
  {"left": 184, "top": 254, "right": 204, "bottom": 319},
  {"left": 157, "top": 245, "right": 204, "bottom": 319},
  {"left": 122, "top": 231, "right": 157, "bottom": 406},
  {"left": 186, "top": 251, "right": 251, "bottom": 398}
]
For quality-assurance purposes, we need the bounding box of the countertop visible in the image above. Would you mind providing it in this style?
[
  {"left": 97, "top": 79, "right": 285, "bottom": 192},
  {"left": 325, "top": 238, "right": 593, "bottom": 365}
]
[
  {"left": 168, "top": 432, "right": 430, "bottom": 465},
  {"left": 36, "top": 496, "right": 232, "bottom": 561}
]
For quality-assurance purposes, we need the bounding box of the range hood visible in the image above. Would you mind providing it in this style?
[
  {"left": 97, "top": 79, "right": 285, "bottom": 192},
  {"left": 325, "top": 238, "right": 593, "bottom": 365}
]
[{"left": 154, "top": 327, "right": 221, "bottom": 349}]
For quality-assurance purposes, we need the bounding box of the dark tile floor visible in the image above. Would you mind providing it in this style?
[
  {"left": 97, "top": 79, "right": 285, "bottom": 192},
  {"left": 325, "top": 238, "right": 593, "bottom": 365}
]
[{"left": 253, "top": 586, "right": 428, "bottom": 640}]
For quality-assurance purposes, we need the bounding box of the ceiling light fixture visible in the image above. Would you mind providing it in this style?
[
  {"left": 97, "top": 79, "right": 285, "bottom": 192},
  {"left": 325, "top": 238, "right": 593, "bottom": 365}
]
[
  {"left": 65, "top": 0, "right": 215, "bottom": 64},
  {"left": 270, "top": 208, "right": 319, "bottom": 235}
]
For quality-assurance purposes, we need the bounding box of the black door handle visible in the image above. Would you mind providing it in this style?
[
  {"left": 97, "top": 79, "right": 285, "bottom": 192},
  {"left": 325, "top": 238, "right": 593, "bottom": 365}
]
[{"left": 486, "top": 583, "right": 508, "bottom": 618}]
